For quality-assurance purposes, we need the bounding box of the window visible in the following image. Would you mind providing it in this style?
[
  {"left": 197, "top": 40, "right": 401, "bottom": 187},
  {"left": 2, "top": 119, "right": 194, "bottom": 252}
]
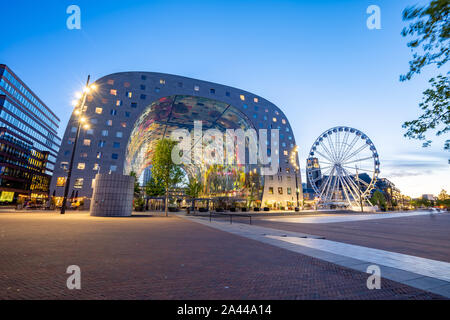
[
  {"left": 80, "top": 152, "right": 88, "bottom": 158},
  {"left": 93, "top": 164, "right": 100, "bottom": 171},
  {"left": 160, "top": 79, "right": 166, "bottom": 85},
  {"left": 110, "top": 110, "right": 117, "bottom": 116},
  {"left": 91, "top": 118, "right": 98, "bottom": 124},
  {"left": 64, "top": 150, "right": 70, "bottom": 156},
  {"left": 112, "top": 153, "right": 119, "bottom": 159},
  {"left": 254, "top": 106, "right": 259, "bottom": 111},
  {"left": 155, "top": 87, "right": 160, "bottom": 93},
  {"left": 141, "top": 75, "right": 147, "bottom": 80},
  {"left": 98, "top": 141, "right": 106, "bottom": 148},
  {"left": 60, "top": 162, "right": 69, "bottom": 170},
  {"left": 131, "top": 103, "right": 137, "bottom": 108},
  {"left": 282, "top": 119, "right": 287, "bottom": 125},
  {"left": 120, "top": 122, "right": 127, "bottom": 128},
  {"left": 240, "top": 95, "right": 245, "bottom": 101},
  {"left": 113, "top": 142, "right": 120, "bottom": 149},
  {"left": 107, "top": 79, "right": 115, "bottom": 85},
  {"left": 77, "top": 163, "right": 85, "bottom": 170},
  {"left": 278, "top": 187, "right": 283, "bottom": 195},
  {"left": 95, "top": 107, "right": 103, "bottom": 114},
  {"left": 194, "top": 85, "right": 200, "bottom": 92},
  {"left": 269, "top": 187, "right": 274, "bottom": 195},
  {"left": 287, "top": 188, "right": 292, "bottom": 195},
  {"left": 125, "top": 112, "right": 131, "bottom": 118},
  {"left": 226, "top": 92, "right": 230, "bottom": 97},
  {"left": 56, "top": 177, "right": 66, "bottom": 187},
  {"left": 116, "top": 100, "right": 122, "bottom": 106},
  {"left": 140, "top": 94, "right": 146, "bottom": 100},
  {"left": 284, "top": 150, "right": 288, "bottom": 156},
  {"left": 71, "top": 126, "right": 77, "bottom": 133},
  {"left": 102, "top": 130, "right": 109, "bottom": 137},
  {"left": 107, "top": 120, "right": 113, "bottom": 126},
  {"left": 177, "top": 82, "right": 183, "bottom": 88},
  {"left": 124, "top": 82, "right": 130, "bottom": 88},
  {"left": 254, "top": 97, "right": 259, "bottom": 103},
  {"left": 83, "top": 139, "right": 91, "bottom": 146},
  {"left": 243, "top": 104, "right": 248, "bottom": 109},
  {"left": 273, "top": 117, "right": 277, "bottom": 122},
  {"left": 140, "top": 85, "right": 146, "bottom": 90},
  {"left": 68, "top": 138, "right": 75, "bottom": 145},
  {"left": 210, "top": 89, "right": 215, "bottom": 94},
  {"left": 96, "top": 152, "right": 103, "bottom": 159},
  {"left": 102, "top": 98, "right": 108, "bottom": 104},
  {"left": 110, "top": 165, "right": 117, "bottom": 172},
  {"left": 74, "top": 178, "right": 84, "bottom": 189},
  {"left": 116, "top": 131, "right": 123, "bottom": 138},
  {"left": 86, "top": 129, "right": 94, "bottom": 135},
  {"left": 269, "top": 176, "right": 274, "bottom": 181},
  {"left": 110, "top": 89, "right": 117, "bottom": 96}
]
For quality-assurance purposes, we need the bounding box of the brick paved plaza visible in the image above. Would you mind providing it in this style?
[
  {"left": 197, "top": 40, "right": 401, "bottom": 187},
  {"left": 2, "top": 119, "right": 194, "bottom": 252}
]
[{"left": 0, "top": 211, "right": 446, "bottom": 300}]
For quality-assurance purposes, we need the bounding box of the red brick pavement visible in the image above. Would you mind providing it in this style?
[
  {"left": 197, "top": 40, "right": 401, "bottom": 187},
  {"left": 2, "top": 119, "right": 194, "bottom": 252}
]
[
  {"left": 0, "top": 212, "right": 445, "bottom": 300},
  {"left": 251, "top": 213, "right": 450, "bottom": 263}
]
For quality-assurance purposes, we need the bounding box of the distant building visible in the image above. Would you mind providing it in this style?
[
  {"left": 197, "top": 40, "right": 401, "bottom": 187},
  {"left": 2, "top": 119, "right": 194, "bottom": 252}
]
[
  {"left": 0, "top": 65, "right": 61, "bottom": 203},
  {"left": 422, "top": 194, "right": 435, "bottom": 201}
]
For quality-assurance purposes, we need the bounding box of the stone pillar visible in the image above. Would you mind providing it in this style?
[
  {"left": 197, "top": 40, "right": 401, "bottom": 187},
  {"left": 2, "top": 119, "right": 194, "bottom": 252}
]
[{"left": 90, "top": 173, "right": 134, "bottom": 217}]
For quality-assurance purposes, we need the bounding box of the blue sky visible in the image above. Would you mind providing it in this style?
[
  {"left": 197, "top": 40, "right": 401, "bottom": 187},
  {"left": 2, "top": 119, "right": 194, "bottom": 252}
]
[{"left": 1, "top": 0, "right": 448, "bottom": 197}]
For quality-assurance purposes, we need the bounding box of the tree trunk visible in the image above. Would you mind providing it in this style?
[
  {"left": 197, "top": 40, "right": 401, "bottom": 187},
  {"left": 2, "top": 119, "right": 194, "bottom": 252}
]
[{"left": 165, "top": 188, "right": 169, "bottom": 217}]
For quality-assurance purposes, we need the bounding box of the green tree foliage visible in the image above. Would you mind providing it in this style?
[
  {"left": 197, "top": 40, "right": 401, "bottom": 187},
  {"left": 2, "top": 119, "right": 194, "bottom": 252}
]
[
  {"left": 401, "top": 0, "right": 449, "bottom": 150},
  {"left": 129, "top": 171, "right": 141, "bottom": 198},
  {"left": 151, "top": 139, "right": 185, "bottom": 216},
  {"left": 186, "top": 177, "right": 202, "bottom": 199},
  {"left": 145, "top": 176, "right": 165, "bottom": 197},
  {"left": 371, "top": 190, "right": 387, "bottom": 211}
]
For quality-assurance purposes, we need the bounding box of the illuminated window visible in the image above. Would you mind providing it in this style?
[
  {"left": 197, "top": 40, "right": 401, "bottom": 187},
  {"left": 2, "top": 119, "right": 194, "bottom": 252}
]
[
  {"left": 273, "top": 118, "right": 277, "bottom": 122},
  {"left": 56, "top": 177, "right": 66, "bottom": 187},
  {"left": 77, "top": 163, "right": 85, "bottom": 170},
  {"left": 95, "top": 108, "right": 103, "bottom": 114},
  {"left": 126, "top": 92, "right": 132, "bottom": 98},
  {"left": 240, "top": 95, "right": 245, "bottom": 101},
  {"left": 194, "top": 85, "right": 200, "bottom": 91},
  {"left": 60, "top": 162, "right": 69, "bottom": 170},
  {"left": 160, "top": 79, "right": 166, "bottom": 85},
  {"left": 96, "top": 152, "right": 103, "bottom": 159},
  {"left": 282, "top": 119, "right": 286, "bottom": 125},
  {"left": 107, "top": 120, "right": 113, "bottom": 126},
  {"left": 93, "top": 163, "right": 100, "bottom": 171},
  {"left": 107, "top": 79, "right": 114, "bottom": 85},
  {"left": 278, "top": 187, "right": 283, "bottom": 195},
  {"left": 284, "top": 150, "right": 288, "bottom": 156},
  {"left": 98, "top": 141, "right": 106, "bottom": 148},
  {"left": 80, "top": 153, "right": 88, "bottom": 158},
  {"left": 87, "top": 95, "right": 93, "bottom": 102},
  {"left": 110, "top": 89, "right": 117, "bottom": 96},
  {"left": 83, "top": 139, "right": 91, "bottom": 146},
  {"left": 71, "top": 127, "right": 77, "bottom": 133},
  {"left": 254, "top": 97, "right": 259, "bottom": 103},
  {"left": 74, "top": 178, "right": 84, "bottom": 189},
  {"left": 287, "top": 188, "right": 292, "bottom": 195},
  {"left": 121, "top": 122, "right": 127, "bottom": 128},
  {"left": 116, "top": 100, "right": 122, "bottom": 106},
  {"left": 102, "top": 130, "right": 108, "bottom": 137},
  {"left": 110, "top": 165, "right": 117, "bottom": 172},
  {"left": 269, "top": 187, "right": 274, "bottom": 194},
  {"left": 116, "top": 131, "right": 123, "bottom": 138}
]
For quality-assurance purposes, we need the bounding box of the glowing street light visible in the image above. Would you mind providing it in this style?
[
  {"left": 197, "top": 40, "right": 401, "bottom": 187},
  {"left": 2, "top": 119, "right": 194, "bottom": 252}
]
[{"left": 61, "top": 76, "right": 97, "bottom": 215}]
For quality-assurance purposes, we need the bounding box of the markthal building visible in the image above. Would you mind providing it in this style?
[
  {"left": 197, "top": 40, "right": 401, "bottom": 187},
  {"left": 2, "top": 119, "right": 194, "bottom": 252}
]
[{"left": 51, "top": 72, "right": 303, "bottom": 209}]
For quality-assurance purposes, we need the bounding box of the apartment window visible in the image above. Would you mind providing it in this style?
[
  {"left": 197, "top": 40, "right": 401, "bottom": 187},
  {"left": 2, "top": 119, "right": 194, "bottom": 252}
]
[
  {"left": 141, "top": 75, "right": 147, "bottom": 80},
  {"left": 83, "top": 139, "right": 91, "bottom": 146},
  {"left": 71, "top": 126, "right": 77, "bottom": 133},
  {"left": 116, "top": 131, "right": 123, "bottom": 138},
  {"left": 64, "top": 151, "right": 70, "bottom": 156},
  {"left": 74, "top": 178, "right": 84, "bottom": 189},
  {"left": 284, "top": 150, "right": 288, "bottom": 156},
  {"left": 107, "top": 79, "right": 115, "bottom": 85},
  {"left": 254, "top": 106, "right": 259, "bottom": 111},
  {"left": 60, "top": 162, "right": 69, "bottom": 170},
  {"left": 110, "top": 165, "right": 117, "bottom": 172},
  {"left": 278, "top": 187, "right": 283, "bottom": 195},
  {"left": 95, "top": 107, "right": 103, "bottom": 114},
  {"left": 269, "top": 187, "right": 274, "bottom": 195},
  {"left": 226, "top": 92, "right": 230, "bottom": 97},
  {"left": 155, "top": 87, "right": 160, "bottom": 93},
  {"left": 102, "top": 130, "right": 109, "bottom": 137},
  {"left": 240, "top": 95, "right": 245, "bottom": 101},
  {"left": 282, "top": 119, "right": 287, "bottom": 125},
  {"left": 93, "top": 164, "right": 100, "bottom": 171},
  {"left": 107, "top": 120, "right": 113, "bottom": 126},
  {"left": 96, "top": 152, "right": 103, "bottom": 159},
  {"left": 77, "top": 163, "right": 86, "bottom": 170},
  {"left": 80, "top": 152, "right": 88, "bottom": 158},
  {"left": 131, "top": 102, "right": 137, "bottom": 109},
  {"left": 110, "top": 89, "right": 117, "bottom": 96},
  {"left": 116, "top": 100, "right": 123, "bottom": 106},
  {"left": 102, "top": 98, "right": 108, "bottom": 104},
  {"left": 110, "top": 110, "right": 117, "bottom": 116},
  {"left": 287, "top": 176, "right": 292, "bottom": 181},
  {"left": 194, "top": 85, "right": 200, "bottom": 92},
  {"left": 140, "top": 85, "right": 146, "bottom": 90},
  {"left": 287, "top": 188, "right": 292, "bottom": 195},
  {"left": 125, "top": 112, "right": 131, "bottom": 118},
  {"left": 120, "top": 122, "right": 127, "bottom": 128},
  {"left": 56, "top": 177, "right": 66, "bottom": 187},
  {"left": 254, "top": 97, "right": 259, "bottom": 103},
  {"left": 113, "top": 142, "right": 120, "bottom": 149},
  {"left": 243, "top": 104, "right": 248, "bottom": 109},
  {"left": 112, "top": 153, "right": 119, "bottom": 159},
  {"left": 210, "top": 89, "right": 215, "bottom": 94},
  {"left": 140, "top": 94, "right": 146, "bottom": 100},
  {"left": 160, "top": 79, "right": 166, "bottom": 85},
  {"left": 91, "top": 119, "right": 98, "bottom": 124},
  {"left": 273, "top": 118, "right": 277, "bottom": 122},
  {"left": 98, "top": 141, "right": 106, "bottom": 148},
  {"left": 86, "top": 129, "right": 94, "bottom": 135}
]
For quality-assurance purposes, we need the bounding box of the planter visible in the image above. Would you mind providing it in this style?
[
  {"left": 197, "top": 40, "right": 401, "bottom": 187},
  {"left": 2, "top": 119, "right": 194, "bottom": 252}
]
[
  {"left": 215, "top": 208, "right": 224, "bottom": 212},
  {"left": 263, "top": 207, "right": 270, "bottom": 212},
  {"left": 199, "top": 208, "right": 209, "bottom": 213},
  {"left": 295, "top": 207, "right": 300, "bottom": 212},
  {"left": 241, "top": 208, "right": 247, "bottom": 212},
  {"left": 253, "top": 207, "right": 260, "bottom": 212},
  {"left": 168, "top": 207, "right": 179, "bottom": 212},
  {"left": 230, "top": 208, "right": 237, "bottom": 212}
]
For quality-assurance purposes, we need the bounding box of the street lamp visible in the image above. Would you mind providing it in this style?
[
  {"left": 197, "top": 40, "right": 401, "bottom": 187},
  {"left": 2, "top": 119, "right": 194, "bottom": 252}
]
[
  {"left": 60, "top": 75, "right": 96, "bottom": 214},
  {"left": 290, "top": 146, "right": 300, "bottom": 209}
]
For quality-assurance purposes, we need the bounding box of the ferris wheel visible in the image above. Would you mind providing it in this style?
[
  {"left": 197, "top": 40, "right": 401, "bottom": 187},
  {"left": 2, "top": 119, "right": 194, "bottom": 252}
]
[{"left": 306, "top": 127, "right": 380, "bottom": 208}]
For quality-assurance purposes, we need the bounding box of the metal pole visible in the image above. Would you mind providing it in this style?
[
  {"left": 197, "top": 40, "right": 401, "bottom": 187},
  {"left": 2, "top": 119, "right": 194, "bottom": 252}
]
[
  {"left": 356, "top": 167, "right": 363, "bottom": 213},
  {"left": 61, "top": 75, "right": 90, "bottom": 214}
]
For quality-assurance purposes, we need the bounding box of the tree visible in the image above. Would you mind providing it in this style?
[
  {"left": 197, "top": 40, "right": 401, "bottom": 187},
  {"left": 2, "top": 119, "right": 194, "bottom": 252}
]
[
  {"left": 370, "top": 190, "right": 387, "bottom": 211},
  {"left": 151, "top": 139, "right": 185, "bottom": 217},
  {"left": 401, "top": 0, "right": 449, "bottom": 150},
  {"left": 185, "top": 177, "right": 203, "bottom": 211},
  {"left": 145, "top": 176, "right": 165, "bottom": 197},
  {"left": 437, "top": 188, "right": 449, "bottom": 200}
]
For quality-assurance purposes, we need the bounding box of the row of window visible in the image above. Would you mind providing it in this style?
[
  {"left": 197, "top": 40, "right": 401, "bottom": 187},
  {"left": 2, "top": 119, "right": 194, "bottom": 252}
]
[{"left": 268, "top": 187, "right": 293, "bottom": 195}]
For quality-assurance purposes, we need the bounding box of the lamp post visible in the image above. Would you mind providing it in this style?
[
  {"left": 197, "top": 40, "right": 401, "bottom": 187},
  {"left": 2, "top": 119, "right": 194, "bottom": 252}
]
[
  {"left": 60, "top": 76, "right": 95, "bottom": 214},
  {"left": 290, "top": 146, "right": 300, "bottom": 209}
]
